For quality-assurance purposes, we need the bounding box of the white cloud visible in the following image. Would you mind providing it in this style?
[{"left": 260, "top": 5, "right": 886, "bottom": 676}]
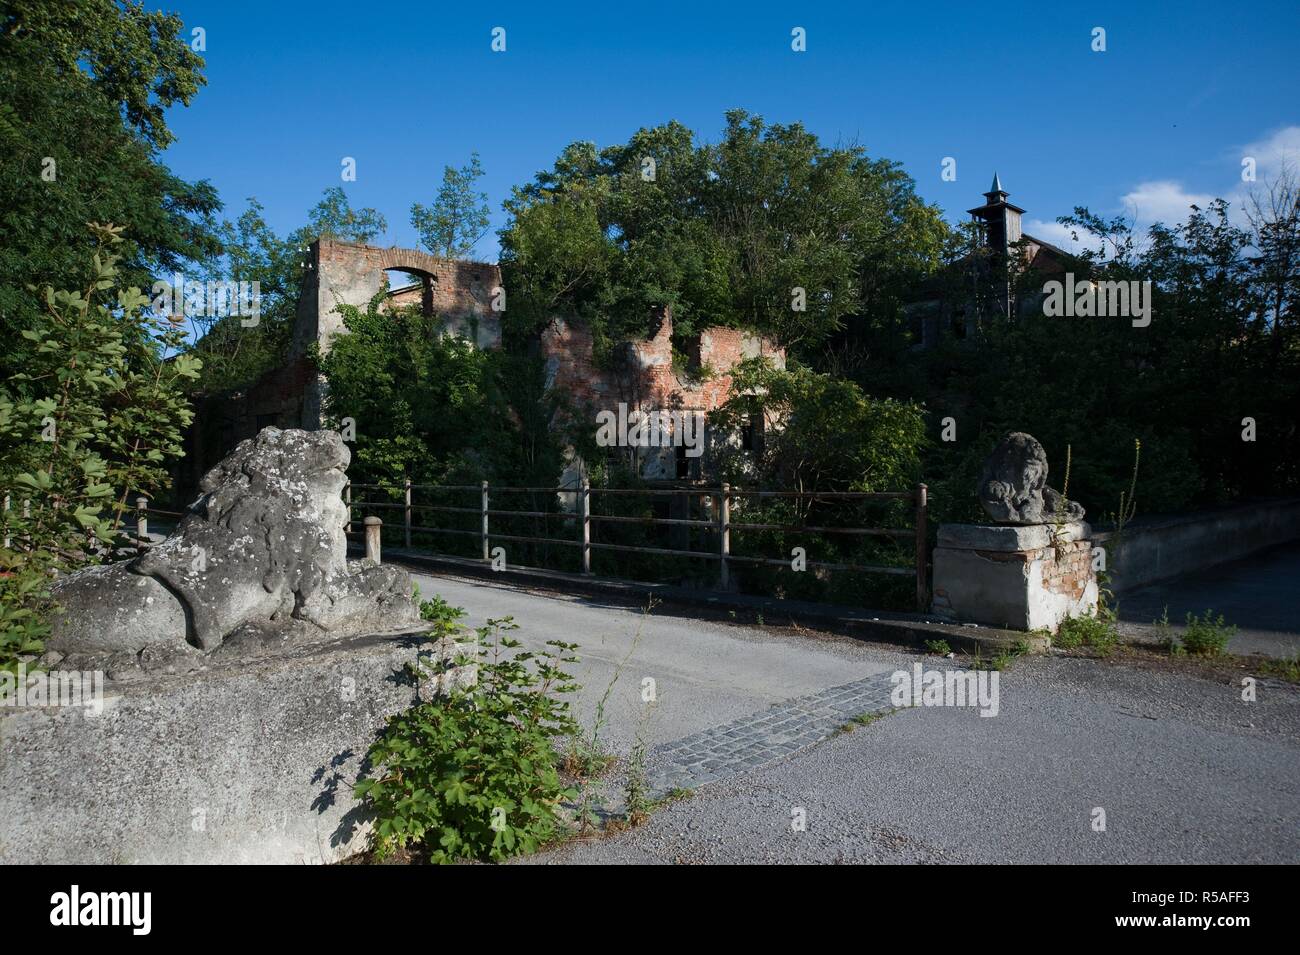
[
  {"left": 1119, "top": 180, "right": 1215, "bottom": 230},
  {"left": 1022, "top": 218, "right": 1089, "bottom": 254},
  {"left": 1034, "top": 126, "right": 1300, "bottom": 255},
  {"left": 1238, "top": 125, "right": 1300, "bottom": 178}
]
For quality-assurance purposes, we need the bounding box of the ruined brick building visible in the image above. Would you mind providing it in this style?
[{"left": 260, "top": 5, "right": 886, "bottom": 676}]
[{"left": 182, "top": 238, "right": 783, "bottom": 491}]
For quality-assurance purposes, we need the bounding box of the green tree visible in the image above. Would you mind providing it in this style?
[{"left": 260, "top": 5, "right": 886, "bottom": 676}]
[
  {"left": 709, "top": 357, "right": 926, "bottom": 497},
  {"left": 410, "top": 152, "right": 492, "bottom": 259},
  {"left": 0, "top": 0, "right": 221, "bottom": 381},
  {"left": 314, "top": 295, "right": 564, "bottom": 490},
  {"left": 499, "top": 112, "right": 948, "bottom": 355},
  {"left": 880, "top": 182, "right": 1300, "bottom": 520},
  {"left": 188, "top": 198, "right": 300, "bottom": 394},
  {"left": 188, "top": 188, "right": 390, "bottom": 396},
  {"left": 295, "top": 186, "right": 388, "bottom": 245}
]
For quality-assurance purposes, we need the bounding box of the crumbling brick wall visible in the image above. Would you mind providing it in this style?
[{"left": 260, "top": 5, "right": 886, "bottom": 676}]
[
  {"left": 541, "top": 305, "right": 785, "bottom": 480},
  {"left": 542, "top": 305, "right": 784, "bottom": 410},
  {"left": 1042, "top": 539, "right": 1093, "bottom": 601},
  {"left": 291, "top": 239, "right": 502, "bottom": 360}
]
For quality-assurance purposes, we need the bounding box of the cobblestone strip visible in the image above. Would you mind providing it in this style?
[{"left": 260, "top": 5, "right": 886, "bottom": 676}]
[{"left": 646, "top": 671, "right": 898, "bottom": 796}]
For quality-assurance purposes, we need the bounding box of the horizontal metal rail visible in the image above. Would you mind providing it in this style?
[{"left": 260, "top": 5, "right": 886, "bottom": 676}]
[{"left": 344, "top": 479, "right": 930, "bottom": 609}]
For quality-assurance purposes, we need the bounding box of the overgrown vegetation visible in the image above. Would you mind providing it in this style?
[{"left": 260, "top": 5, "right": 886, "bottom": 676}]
[
  {"left": 315, "top": 294, "right": 567, "bottom": 491},
  {"left": 354, "top": 604, "right": 582, "bottom": 863},
  {"left": 499, "top": 110, "right": 949, "bottom": 352},
  {"left": 1054, "top": 615, "right": 1120, "bottom": 655},
  {"left": 0, "top": 0, "right": 220, "bottom": 387},
  {"left": 1179, "top": 610, "right": 1238, "bottom": 657},
  {"left": 862, "top": 186, "right": 1300, "bottom": 518},
  {"left": 0, "top": 225, "right": 199, "bottom": 673}
]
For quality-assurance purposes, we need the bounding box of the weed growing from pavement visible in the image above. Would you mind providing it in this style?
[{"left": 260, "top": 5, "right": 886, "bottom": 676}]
[
  {"left": 923, "top": 638, "right": 952, "bottom": 656},
  {"left": 1055, "top": 614, "right": 1120, "bottom": 655},
  {"left": 970, "top": 640, "right": 1029, "bottom": 671},
  {"left": 563, "top": 597, "right": 658, "bottom": 830},
  {"left": 1257, "top": 653, "right": 1300, "bottom": 683},
  {"left": 621, "top": 738, "right": 652, "bottom": 824},
  {"left": 1155, "top": 606, "right": 1238, "bottom": 658},
  {"left": 835, "top": 708, "right": 903, "bottom": 735},
  {"left": 1180, "top": 610, "right": 1237, "bottom": 656}
]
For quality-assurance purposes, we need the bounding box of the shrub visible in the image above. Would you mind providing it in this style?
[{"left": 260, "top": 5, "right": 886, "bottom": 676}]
[
  {"left": 0, "top": 224, "right": 198, "bottom": 673},
  {"left": 1055, "top": 614, "right": 1119, "bottom": 655},
  {"left": 1181, "top": 610, "right": 1236, "bottom": 657},
  {"left": 0, "top": 563, "right": 52, "bottom": 677},
  {"left": 354, "top": 609, "right": 581, "bottom": 863}
]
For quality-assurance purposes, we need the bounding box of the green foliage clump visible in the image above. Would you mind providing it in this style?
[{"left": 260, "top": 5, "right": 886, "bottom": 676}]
[
  {"left": 861, "top": 188, "right": 1300, "bottom": 515},
  {"left": 1180, "top": 610, "right": 1237, "bottom": 657},
  {"left": 0, "top": 565, "right": 53, "bottom": 676},
  {"left": 0, "top": 0, "right": 220, "bottom": 384},
  {"left": 0, "top": 225, "right": 199, "bottom": 672},
  {"left": 499, "top": 110, "right": 948, "bottom": 351},
  {"left": 314, "top": 294, "right": 569, "bottom": 513},
  {"left": 711, "top": 357, "right": 926, "bottom": 494},
  {"left": 355, "top": 610, "right": 581, "bottom": 864},
  {"left": 192, "top": 188, "right": 389, "bottom": 396},
  {"left": 1055, "top": 615, "right": 1120, "bottom": 655},
  {"left": 410, "top": 152, "right": 491, "bottom": 259}
]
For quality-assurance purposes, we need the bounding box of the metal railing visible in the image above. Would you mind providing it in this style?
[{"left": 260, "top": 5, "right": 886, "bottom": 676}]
[
  {"left": 128, "top": 496, "right": 188, "bottom": 547},
  {"left": 0, "top": 494, "right": 187, "bottom": 551},
  {"left": 344, "top": 479, "right": 930, "bottom": 610}
]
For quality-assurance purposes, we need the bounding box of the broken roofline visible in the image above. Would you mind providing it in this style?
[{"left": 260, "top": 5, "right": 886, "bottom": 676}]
[{"left": 312, "top": 237, "right": 499, "bottom": 270}]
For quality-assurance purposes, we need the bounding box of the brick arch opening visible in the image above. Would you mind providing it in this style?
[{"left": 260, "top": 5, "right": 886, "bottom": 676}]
[{"left": 382, "top": 265, "right": 439, "bottom": 316}]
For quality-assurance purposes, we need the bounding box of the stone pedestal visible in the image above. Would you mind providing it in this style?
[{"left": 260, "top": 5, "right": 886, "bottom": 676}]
[
  {"left": 931, "top": 522, "right": 1097, "bottom": 633},
  {"left": 0, "top": 630, "right": 474, "bottom": 864}
]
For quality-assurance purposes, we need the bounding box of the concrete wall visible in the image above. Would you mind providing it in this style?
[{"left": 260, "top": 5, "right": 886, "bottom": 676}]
[
  {"left": 0, "top": 632, "right": 472, "bottom": 864},
  {"left": 932, "top": 522, "right": 1098, "bottom": 632},
  {"left": 1094, "top": 498, "right": 1300, "bottom": 593}
]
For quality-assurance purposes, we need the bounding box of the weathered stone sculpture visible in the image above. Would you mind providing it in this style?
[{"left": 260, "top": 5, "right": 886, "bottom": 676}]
[
  {"left": 978, "top": 432, "right": 1084, "bottom": 525},
  {"left": 47, "top": 427, "right": 420, "bottom": 664}
]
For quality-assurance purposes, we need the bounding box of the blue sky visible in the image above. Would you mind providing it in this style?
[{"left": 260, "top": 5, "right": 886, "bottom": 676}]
[{"left": 159, "top": 0, "right": 1300, "bottom": 261}]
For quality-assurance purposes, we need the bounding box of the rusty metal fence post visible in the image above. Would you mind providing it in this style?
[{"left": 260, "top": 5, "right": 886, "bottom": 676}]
[
  {"left": 579, "top": 479, "right": 592, "bottom": 575},
  {"left": 404, "top": 477, "right": 412, "bottom": 548},
  {"left": 915, "top": 482, "right": 928, "bottom": 611},
  {"left": 718, "top": 483, "right": 731, "bottom": 590},
  {"left": 480, "top": 480, "right": 490, "bottom": 561}
]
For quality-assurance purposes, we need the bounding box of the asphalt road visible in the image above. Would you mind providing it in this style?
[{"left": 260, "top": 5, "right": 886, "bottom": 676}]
[
  {"left": 411, "top": 571, "right": 897, "bottom": 753},
  {"left": 1117, "top": 540, "right": 1300, "bottom": 659},
  {"left": 414, "top": 571, "right": 1300, "bottom": 864}
]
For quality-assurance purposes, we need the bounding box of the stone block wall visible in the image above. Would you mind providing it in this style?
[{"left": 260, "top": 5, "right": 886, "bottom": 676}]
[
  {"left": 0, "top": 631, "right": 475, "bottom": 864},
  {"left": 931, "top": 522, "right": 1098, "bottom": 632}
]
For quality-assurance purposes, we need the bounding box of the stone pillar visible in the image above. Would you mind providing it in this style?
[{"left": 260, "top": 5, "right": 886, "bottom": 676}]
[
  {"left": 364, "top": 515, "right": 382, "bottom": 564},
  {"left": 931, "top": 521, "right": 1097, "bottom": 632}
]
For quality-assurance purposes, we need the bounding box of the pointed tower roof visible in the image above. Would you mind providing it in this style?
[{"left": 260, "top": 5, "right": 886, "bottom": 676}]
[
  {"left": 985, "top": 172, "right": 1008, "bottom": 203},
  {"left": 969, "top": 172, "right": 1023, "bottom": 216}
]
